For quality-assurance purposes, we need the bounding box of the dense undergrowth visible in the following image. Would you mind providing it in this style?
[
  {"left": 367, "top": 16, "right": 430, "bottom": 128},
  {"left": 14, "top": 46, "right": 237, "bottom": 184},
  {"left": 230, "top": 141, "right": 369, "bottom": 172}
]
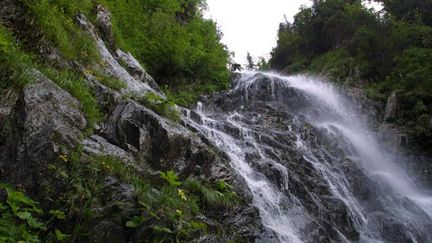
[
  {"left": 0, "top": 148, "right": 239, "bottom": 242},
  {"left": 270, "top": 0, "right": 432, "bottom": 154},
  {"left": 0, "top": 147, "right": 239, "bottom": 242}
]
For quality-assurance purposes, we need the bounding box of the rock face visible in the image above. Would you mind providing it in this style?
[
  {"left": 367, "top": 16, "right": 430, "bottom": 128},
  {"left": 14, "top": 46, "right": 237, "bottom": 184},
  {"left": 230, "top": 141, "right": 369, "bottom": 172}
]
[
  {"left": 383, "top": 91, "right": 399, "bottom": 123},
  {"left": 186, "top": 73, "right": 432, "bottom": 242},
  {"left": 76, "top": 14, "right": 159, "bottom": 96},
  {"left": 0, "top": 71, "right": 87, "bottom": 193},
  {"left": 0, "top": 5, "right": 263, "bottom": 242}
]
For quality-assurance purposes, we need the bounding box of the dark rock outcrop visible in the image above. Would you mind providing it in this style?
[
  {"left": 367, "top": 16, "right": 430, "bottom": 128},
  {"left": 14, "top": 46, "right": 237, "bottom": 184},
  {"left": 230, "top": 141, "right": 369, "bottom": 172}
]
[
  {"left": 0, "top": 5, "right": 263, "bottom": 242},
  {"left": 383, "top": 91, "right": 399, "bottom": 123},
  {"left": 0, "top": 71, "right": 87, "bottom": 194}
]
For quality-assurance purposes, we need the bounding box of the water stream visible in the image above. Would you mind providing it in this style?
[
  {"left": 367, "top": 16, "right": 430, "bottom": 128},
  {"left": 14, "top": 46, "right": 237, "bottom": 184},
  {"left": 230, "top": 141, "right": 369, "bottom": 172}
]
[{"left": 185, "top": 71, "right": 432, "bottom": 242}]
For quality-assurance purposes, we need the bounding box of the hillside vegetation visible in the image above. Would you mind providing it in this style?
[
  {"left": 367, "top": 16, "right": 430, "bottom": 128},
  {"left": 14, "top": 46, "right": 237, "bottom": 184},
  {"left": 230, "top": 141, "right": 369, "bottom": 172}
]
[
  {"left": 270, "top": 0, "right": 432, "bottom": 154},
  {"left": 0, "top": 1, "right": 255, "bottom": 242},
  {"left": 1, "top": 0, "right": 230, "bottom": 106}
]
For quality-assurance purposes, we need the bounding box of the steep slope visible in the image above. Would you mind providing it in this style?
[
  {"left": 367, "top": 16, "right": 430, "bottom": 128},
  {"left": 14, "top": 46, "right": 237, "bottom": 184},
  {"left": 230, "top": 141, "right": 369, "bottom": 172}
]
[{"left": 0, "top": 2, "right": 262, "bottom": 242}]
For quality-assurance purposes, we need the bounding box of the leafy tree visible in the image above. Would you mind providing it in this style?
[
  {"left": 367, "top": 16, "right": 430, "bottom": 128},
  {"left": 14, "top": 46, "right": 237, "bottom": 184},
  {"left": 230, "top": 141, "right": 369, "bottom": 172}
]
[
  {"left": 246, "top": 52, "right": 255, "bottom": 70},
  {"left": 257, "top": 57, "right": 271, "bottom": 70}
]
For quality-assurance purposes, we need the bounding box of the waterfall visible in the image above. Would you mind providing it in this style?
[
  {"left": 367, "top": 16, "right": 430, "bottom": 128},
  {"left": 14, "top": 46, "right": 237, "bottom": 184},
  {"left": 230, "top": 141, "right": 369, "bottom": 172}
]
[{"left": 184, "top": 71, "right": 432, "bottom": 243}]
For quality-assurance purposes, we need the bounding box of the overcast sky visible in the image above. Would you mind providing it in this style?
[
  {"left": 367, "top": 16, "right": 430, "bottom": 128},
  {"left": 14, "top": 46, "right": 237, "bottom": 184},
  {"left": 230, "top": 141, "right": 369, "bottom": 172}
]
[{"left": 205, "top": 0, "right": 382, "bottom": 65}]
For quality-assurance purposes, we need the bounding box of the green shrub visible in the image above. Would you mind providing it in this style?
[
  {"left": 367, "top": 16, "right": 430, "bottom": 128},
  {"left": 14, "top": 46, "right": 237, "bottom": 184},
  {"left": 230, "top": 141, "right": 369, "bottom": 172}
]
[
  {"left": 390, "top": 47, "right": 432, "bottom": 91},
  {"left": 98, "top": 0, "right": 230, "bottom": 91},
  {"left": 183, "top": 178, "right": 240, "bottom": 208},
  {"left": 138, "top": 92, "right": 181, "bottom": 122},
  {"left": 0, "top": 183, "right": 69, "bottom": 242},
  {"left": 309, "top": 49, "right": 357, "bottom": 84},
  {"left": 0, "top": 183, "right": 45, "bottom": 242}
]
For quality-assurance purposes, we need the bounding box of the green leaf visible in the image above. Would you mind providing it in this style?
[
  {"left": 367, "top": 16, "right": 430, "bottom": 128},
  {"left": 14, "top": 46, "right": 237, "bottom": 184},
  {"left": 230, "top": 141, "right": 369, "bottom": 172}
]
[
  {"left": 55, "top": 229, "right": 69, "bottom": 241},
  {"left": 27, "top": 216, "right": 47, "bottom": 230},
  {"left": 153, "top": 225, "right": 173, "bottom": 234},
  {"left": 126, "top": 215, "right": 145, "bottom": 228},
  {"left": 49, "top": 209, "right": 66, "bottom": 220},
  {"left": 16, "top": 211, "right": 31, "bottom": 220},
  {"left": 0, "top": 203, "right": 7, "bottom": 211},
  {"left": 160, "top": 170, "right": 181, "bottom": 187}
]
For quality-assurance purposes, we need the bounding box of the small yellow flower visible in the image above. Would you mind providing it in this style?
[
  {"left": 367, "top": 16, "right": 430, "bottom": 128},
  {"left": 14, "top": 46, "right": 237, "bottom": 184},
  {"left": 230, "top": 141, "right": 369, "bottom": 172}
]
[
  {"left": 178, "top": 189, "right": 187, "bottom": 201},
  {"left": 59, "top": 155, "right": 68, "bottom": 163},
  {"left": 176, "top": 209, "right": 182, "bottom": 215}
]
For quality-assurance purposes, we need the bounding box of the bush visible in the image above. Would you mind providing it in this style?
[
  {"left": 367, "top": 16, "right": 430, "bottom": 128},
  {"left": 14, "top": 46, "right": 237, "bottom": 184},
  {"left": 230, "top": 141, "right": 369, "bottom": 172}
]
[
  {"left": 0, "top": 183, "right": 69, "bottom": 242},
  {"left": 98, "top": 0, "right": 230, "bottom": 90},
  {"left": 390, "top": 47, "right": 432, "bottom": 91},
  {"left": 137, "top": 92, "right": 181, "bottom": 122}
]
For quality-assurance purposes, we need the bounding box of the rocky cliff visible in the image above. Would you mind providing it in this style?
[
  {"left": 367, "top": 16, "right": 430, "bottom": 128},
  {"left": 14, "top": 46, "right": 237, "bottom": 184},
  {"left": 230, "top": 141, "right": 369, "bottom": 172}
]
[{"left": 0, "top": 3, "right": 262, "bottom": 242}]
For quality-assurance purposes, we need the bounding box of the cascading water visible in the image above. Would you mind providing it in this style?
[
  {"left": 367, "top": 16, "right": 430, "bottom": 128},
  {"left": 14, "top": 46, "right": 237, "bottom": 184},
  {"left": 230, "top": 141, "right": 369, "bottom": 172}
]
[{"left": 184, "top": 71, "right": 432, "bottom": 242}]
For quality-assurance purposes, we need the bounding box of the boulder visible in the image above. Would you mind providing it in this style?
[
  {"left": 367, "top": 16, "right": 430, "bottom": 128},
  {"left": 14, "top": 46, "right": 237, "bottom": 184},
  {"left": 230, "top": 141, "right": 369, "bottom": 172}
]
[
  {"left": 76, "top": 14, "right": 156, "bottom": 95},
  {"left": 95, "top": 4, "right": 115, "bottom": 50},
  {"left": 116, "top": 49, "right": 164, "bottom": 95},
  {"left": 84, "top": 73, "right": 121, "bottom": 113},
  {"left": 383, "top": 91, "right": 399, "bottom": 123},
  {"left": 82, "top": 134, "right": 134, "bottom": 164},
  {"left": 0, "top": 71, "right": 86, "bottom": 193}
]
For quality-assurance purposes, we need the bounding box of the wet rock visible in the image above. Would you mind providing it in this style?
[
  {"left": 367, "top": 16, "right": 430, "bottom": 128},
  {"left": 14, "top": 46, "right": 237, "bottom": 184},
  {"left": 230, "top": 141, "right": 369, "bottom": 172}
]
[
  {"left": 82, "top": 134, "right": 134, "bottom": 163},
  {"left": 76, "top": 14, "right": 156, "bottom": 95},
  {"left": 0, "top": 71, "right": 86, "bottom": 193},
  {"left": 116, "top": 49, "right": 164, "bottom": 95},
  {"left": 0, "top": 106, "right": 12, "bottom": 132},
  {"left": 378, "top": 123, "right": 407, "bottom": 150},
  {"left": 84, "top": 73, "right": 121, "bottom": 113},
  {"left": 384, "top": 91, "right": 399, "bottom": 123}
]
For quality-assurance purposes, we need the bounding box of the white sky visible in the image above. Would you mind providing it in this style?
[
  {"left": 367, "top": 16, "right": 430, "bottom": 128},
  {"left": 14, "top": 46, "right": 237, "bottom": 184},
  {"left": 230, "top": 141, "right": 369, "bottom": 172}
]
[{"left": 205, "top": 0, "right": 382, "bottom": 65}]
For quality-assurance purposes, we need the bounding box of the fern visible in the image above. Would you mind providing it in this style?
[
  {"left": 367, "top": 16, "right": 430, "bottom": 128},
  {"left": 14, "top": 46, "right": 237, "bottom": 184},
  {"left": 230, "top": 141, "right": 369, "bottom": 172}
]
[
  {"left": 183, "top": 179, "right": 239, "bottom": 208},
  {"left": 160, "top": 170, "right": 182, "bottom": 187}
]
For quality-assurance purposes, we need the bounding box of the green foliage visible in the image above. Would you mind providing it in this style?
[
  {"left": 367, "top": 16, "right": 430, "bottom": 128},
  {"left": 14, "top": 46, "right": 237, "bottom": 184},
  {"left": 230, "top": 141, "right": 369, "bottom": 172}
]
[
  {"left": 374, "top": 0, "right": 432, "bottom": 25},
  {"left": 183, "top": 179, "right": 240, "bottom": 208},
  {"left": 94, "top": 157, "right": 208, "bottom": 241},
  {"left": 0, "top": 26, "right": 101, "bottom": 129},
  {"left": 308, "top": 49, "right": 358, "bottom": 84},
  {"left": 257, "top": 57, "right": 271, "bottom": 71},
  {"left": 160, "top": 170, "right": 182, "bottom": 187},
  {"left": 0, "top": 183, "right": 68, "bottom": 242},
  {"left": 0, "top": 25, "right": 34, "bottom": 91},
  {"left": 22, "top": 0, "right": 99, "bottom": 65},
  {"left": 98, "top": 0, "right": 230, "bottom": 92},
  {"left": 389, "top": 47, "right": 432, "bottom": 91},
  {"left": 90, "top": 70, "right": 126, "bottom": 91},
  {"left": 137, "top": 92, "right": 181, "bottom": 122}
]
